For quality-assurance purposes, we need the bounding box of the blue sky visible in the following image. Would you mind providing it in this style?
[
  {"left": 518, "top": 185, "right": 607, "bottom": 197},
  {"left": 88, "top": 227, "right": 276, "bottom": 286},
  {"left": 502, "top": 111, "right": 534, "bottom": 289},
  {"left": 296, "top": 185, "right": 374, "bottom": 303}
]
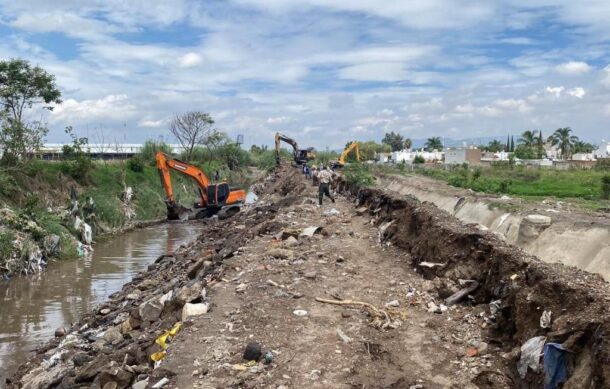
[{"left": 1, "top": 0, "right": 609, "bottom": 148}]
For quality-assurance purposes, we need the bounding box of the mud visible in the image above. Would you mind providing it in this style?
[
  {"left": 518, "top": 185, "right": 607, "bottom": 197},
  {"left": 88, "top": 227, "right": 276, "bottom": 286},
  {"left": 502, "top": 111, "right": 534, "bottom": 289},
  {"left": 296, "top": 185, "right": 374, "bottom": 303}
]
[{"left": 8, "top": 165, "right": 610, "bottom": 389}]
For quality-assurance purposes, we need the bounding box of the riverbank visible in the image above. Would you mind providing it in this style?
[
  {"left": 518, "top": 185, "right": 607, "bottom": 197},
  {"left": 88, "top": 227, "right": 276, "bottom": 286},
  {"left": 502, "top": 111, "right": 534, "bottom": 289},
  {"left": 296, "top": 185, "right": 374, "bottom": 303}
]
[{"left": 9, "top": 165, "right": 610, "bottom": 388}]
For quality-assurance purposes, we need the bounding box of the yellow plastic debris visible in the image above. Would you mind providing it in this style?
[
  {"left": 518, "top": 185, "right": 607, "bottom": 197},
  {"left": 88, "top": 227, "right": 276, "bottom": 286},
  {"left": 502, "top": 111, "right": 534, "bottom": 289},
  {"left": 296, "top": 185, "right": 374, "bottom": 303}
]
[
  {"left": 151, "top": 351, "right": 166, "bottom": 362},
  {"left": 150, "top": 322, "right": 183, "bottom": 361}
]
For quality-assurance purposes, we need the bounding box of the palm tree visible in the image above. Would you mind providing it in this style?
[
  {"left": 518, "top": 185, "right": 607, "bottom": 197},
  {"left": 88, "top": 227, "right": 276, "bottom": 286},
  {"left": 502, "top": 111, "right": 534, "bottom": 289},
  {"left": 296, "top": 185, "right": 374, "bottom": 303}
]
[
  {"left": 425, "top": 136, "right": 443, "bottom": 151},
  {"left": 486, "top": 140, "right": 504, "bottom": 152},
  {"left": 548, "top": 127, "right": 578, "bottom": 159},
  {"left": 519, "top": 130, "right": 536, "bottom": 147}
]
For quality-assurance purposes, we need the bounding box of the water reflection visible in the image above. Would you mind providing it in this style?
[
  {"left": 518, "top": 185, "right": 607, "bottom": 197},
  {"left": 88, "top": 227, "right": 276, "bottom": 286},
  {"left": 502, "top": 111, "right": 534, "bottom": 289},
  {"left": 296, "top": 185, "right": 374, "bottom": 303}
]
[{"left": 0, "top": 222, "right": 203, "bottom": 380}]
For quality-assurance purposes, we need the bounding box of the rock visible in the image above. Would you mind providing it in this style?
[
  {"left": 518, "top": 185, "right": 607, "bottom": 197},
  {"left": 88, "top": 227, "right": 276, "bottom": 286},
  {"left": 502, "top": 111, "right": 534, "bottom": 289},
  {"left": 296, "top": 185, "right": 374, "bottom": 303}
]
[
  {"left": 95, "top": 362, "right": 133, "bottom": 389},
  {"left": 336, "top": 328, "right": 352, "bottom": 343},
  {"left": 182, "top": 302, "right": 209, "bottom": 321},
  {"left": 293, "top": 309, "right": 308, "bottom": 316},
  {"left": 385, "top": 300, "right": 400, "bottom": 308},
  {"left": 126, "top": 289, "right": 142, "bottom": 300},
  {"left": 235, "top": 283, "right": 247, "bottom": 293},
  {"left": 132, "top": 379, "right": 149, "bottom": 389},
  {"left": 139, "top": 298, "right": 164, "bottom": 322},
  {"left": 268, "top": 248, "right": 294, "bottom": 260},
  {"left": 76, "top": 357, "right": 110, "bottom": 383},
  {"left": 336, "top": 255, "right": 345, "bottom": 263},
  {"left": 427, "top": 302, "right": 441, "bottom": 313},
  {"left": 43, "top": 234, "right": 61, "bottom": 256},
  {"left": 468, "top": 339, "right": 489, "bottom": 355},
  {"left": 283, "top": 236, "right": 299, "bottom": 247},
  {"left": 175, "top": 282, "right": 204, "bottom": 305},
  {"left": 54, "top": 327, "right": 66, "bottom": 338},
  {"left": 72, "top": 352, "right": 93, "bottom": 367},
  {"left": 304, "top": 271, "right": 317, "bottom": 280},
  {"left": 243, "top": 342, "right": 262, "bottom": 361},
  {"left": 103, "top": 326, "right": 123, "bottom": 345},
  {"left": 152, "top": 377, "right": 170, "bottom": 388},
  {"left": 119, "top": 319, "right": 132, "bottom": 334},
  {"left": 299, "top": 226, "right": 322, "bottom": 238},
  {"left": 100, "top": 308, "right": 111, "bottom": 315}
]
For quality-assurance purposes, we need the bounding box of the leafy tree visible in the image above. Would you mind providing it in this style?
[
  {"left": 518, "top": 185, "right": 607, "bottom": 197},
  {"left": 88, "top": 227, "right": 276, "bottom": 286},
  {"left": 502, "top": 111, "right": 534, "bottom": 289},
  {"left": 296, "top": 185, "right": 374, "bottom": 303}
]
[
  {"left": 358, "top": 141, "right": 391, "bottom": 161},
  {"left": 486, "top": 140, "right": 504, "bottom": 152},
  {"left": 403, "top": 138, "right": 412, "bottom": 150},
  {"left": 413, "top": 155, "right": 425, "bottom": 164},
  {"left": 548, "top": 127, "right": 578, "bottom": 159},
  {"left": 169, "top": 111, "right": 216, "bottom": 160},
  {"left": 0, "top": 59, "right": 62, "bottom": 164},
  {"left": 381, "top": 131, "right": 404, "bottom": 151},
  {"left": 425, "top": 136, "right": 443, "bottom": 151},
  {"left": 250, "top": 144, "right": 268, "bottom": 154},
  {"left": 517, "top": 130, "right": 545, "bottom": 159}
]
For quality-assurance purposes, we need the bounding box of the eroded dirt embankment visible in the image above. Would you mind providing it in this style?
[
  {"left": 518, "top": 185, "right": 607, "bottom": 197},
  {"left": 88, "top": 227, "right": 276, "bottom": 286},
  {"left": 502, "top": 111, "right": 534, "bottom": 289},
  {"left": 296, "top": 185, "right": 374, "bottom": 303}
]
[
  {"left": 8, "top": 166, "right": 610, "bottom": 389},
  {"left": 336, "top": 177, "right": 610, "bottom": 387},
  {"left": 375, "top": 174, "right": 610, "bottom": 281}
]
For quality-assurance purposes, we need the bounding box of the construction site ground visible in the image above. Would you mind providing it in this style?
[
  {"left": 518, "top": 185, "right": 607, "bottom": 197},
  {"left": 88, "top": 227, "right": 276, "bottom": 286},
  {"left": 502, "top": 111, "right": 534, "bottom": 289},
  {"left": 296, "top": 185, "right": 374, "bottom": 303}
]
[{"left": 160, "top": 173, "right": 503, "bottom": 389}]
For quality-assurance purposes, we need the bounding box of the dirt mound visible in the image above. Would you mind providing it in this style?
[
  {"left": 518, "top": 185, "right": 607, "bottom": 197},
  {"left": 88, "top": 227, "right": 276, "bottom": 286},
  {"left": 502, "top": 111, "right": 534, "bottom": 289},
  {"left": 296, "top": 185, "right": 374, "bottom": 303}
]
[{"left": 352, "top": 185, "right": 610, "bottom": 387}]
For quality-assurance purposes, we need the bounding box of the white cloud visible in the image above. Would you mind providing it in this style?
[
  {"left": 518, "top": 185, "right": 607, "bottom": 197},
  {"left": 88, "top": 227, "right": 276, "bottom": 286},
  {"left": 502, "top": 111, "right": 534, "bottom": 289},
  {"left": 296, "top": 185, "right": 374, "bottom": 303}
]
[
  {"left": 555, "top": 61, "right": 592, "bottom": 75},
  {"left": 178, "top": 52, "right": 203, "bottom": 68},
  {"left": 50, "top": 95, "right": 137, "bottom": 122},
  {"left": 266, "top": 116, "right": 292, "bottom": 124},
  {"left": 139, "top": 118, "right": 167, "bottom": 128},
  {"left": 567, "top": 87, "right": 586, "bottom": 98},
  {"left": 602, "top": 65, "right": 610, "bottom": 88},
  {"left": 545, "top": 86, "right": 565, "bottom": 97}
]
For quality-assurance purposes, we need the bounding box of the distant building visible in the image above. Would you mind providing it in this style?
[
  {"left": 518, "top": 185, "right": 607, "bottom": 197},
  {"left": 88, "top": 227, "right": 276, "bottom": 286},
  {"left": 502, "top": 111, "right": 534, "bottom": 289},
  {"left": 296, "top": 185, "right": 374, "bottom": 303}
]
[
  {"left": 444, "top": 148, "right": 481, "bottom": 165},
  {"left": 34, "top": 143, "right": 186, "bottom": 160},
  {"left": 595, "top": 140, "right": 610, "bottom": 159},
  {"left": 481, "top": 151, "right": 510, "bottom": 162},
  {"left": 390, "top": 149, "right": 444, "bottom": 163},
  {"left": 571, "top": 153, "right": 596, "bottom": 161}
]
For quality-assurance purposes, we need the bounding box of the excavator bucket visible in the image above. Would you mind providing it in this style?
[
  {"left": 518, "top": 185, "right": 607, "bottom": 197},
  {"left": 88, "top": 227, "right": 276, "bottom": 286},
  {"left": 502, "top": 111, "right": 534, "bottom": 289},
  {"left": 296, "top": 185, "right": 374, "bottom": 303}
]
[{"left": 166, "top": 203, "right": 191, "bottom": 221}]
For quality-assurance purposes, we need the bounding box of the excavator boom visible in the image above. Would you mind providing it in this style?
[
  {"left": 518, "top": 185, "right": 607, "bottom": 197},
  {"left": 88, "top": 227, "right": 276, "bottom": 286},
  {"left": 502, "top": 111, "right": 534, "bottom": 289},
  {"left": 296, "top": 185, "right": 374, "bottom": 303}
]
[
  {"left": 333, "top": 142, "right": 361, "bottom": 168},
  {"left": 156, "top": 151, "right": 246, "bottom": 220}
]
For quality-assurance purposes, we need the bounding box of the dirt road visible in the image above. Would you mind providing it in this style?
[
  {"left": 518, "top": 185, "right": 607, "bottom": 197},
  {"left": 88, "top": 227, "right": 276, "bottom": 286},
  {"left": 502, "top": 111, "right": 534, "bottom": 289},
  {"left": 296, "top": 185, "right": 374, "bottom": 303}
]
[{"left": 160, "top": 170, "right": 503, "bottom": 388}]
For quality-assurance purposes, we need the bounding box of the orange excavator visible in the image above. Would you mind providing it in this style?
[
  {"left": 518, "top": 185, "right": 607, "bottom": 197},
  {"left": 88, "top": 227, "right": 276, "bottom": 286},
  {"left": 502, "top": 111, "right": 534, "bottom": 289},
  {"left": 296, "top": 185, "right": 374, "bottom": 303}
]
[{"left": 156, "top": 151, "right": 246, "bottom": 220}]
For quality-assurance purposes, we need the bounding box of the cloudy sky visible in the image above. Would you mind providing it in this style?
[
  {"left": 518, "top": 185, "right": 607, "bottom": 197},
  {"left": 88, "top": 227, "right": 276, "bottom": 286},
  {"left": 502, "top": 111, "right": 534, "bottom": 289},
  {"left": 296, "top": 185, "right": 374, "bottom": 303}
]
[{"left": 1, "top": 1, "right": 609, "bottom": 148}]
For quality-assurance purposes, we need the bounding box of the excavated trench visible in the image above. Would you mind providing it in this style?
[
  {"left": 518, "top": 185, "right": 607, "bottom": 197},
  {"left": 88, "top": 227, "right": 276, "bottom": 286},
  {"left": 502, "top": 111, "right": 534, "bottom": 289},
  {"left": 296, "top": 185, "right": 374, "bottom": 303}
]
[
  {"left": 335, "top": 177, "right": 610, "bottom": 388},
  {"left": 8, "top": 167, "right": 610, "bottom": 388}
]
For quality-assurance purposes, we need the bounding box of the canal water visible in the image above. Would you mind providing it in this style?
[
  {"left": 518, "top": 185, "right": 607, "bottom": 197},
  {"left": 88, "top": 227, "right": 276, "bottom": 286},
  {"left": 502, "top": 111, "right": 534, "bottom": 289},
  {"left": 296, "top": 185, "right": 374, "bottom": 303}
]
[{"left": 0, "top": 222, "right": 204, "bottom": 381}]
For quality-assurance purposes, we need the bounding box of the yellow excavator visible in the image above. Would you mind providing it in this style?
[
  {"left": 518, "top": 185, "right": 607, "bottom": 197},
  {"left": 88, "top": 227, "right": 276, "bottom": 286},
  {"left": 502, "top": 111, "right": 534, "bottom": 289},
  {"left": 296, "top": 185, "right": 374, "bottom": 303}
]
[
  {"left": 332, "top": 141, "right": 361, "bottom": 169},
  {"left": 156, "top": 151, "right": 246, "bottom": 220},
  {"left": 274, "top": 132, "right": 316, "bottom": 166}
]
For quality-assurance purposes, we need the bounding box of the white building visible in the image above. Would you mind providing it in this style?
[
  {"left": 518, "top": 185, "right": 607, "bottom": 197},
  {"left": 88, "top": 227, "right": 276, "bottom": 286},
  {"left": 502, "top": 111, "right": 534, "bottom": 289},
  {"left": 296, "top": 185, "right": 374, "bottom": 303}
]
[
  {"left": 595, "top": 140, "right": 610, "bottom": 159},
  {"left": 390, "top": 149, "right": 444, "bottom": 163},
  {"left": 571, "top": 153, "right": 596, "bottom": 161}
]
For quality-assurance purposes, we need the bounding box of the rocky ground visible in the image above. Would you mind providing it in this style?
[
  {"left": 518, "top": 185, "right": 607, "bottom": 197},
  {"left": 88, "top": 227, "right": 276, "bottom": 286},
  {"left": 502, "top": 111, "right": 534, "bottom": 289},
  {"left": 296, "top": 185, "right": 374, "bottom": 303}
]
[{"left": 7, "top": 165, "right": 610, "bottom": 388}]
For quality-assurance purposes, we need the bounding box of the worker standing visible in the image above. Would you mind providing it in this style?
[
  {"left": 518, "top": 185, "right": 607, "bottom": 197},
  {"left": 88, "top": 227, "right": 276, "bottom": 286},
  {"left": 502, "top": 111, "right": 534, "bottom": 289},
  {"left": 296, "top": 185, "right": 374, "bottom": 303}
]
[
  {"left": 317, "top": 166, "right": 335, "bottom": 205},
  {"left": 311, "top": 166, "right": 318, "bottom": 185}
]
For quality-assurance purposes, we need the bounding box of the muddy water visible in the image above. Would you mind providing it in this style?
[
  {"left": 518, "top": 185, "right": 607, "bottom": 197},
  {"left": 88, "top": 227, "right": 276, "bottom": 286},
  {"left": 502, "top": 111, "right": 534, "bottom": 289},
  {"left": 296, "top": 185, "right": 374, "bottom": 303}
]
[{"left": 0, "top": 222, "right": 204, "bottom": 381}]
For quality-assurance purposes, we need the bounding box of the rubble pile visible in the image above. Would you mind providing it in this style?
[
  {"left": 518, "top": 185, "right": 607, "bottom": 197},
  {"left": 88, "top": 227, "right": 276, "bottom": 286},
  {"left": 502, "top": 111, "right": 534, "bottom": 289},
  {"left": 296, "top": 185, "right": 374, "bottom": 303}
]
[{"left": 348, "top": 185, "right": 610, "bottom": 387}]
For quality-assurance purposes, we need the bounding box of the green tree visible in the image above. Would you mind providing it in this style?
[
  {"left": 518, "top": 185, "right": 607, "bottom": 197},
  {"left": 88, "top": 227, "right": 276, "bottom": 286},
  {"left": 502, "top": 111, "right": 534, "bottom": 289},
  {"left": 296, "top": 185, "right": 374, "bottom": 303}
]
[
  {"left": 358, "top": 141, "right": 391, "bottom": 161},
  {"left": 519, "top": 130, "right": 536, "bottom": 148},
  {"left": 381, "top": 131, "right": 404, "bottom": 151},
  {"left": 486, "top": 140, "right": 504, "bottom": 152},
  {"left": 425, "top": 136, "right": 443, "bottom": 151},
  {"left": 169, "top": 111, "right": 216, "bottom": 161},
  {"left": 548, "top": 127, "right": 578, "bottom": 159},
  {"left": 0, "top": 59, "right": 62, "bottom": 164},
  {"left": 403, "top": 138, "right": 412, "bottom": 150},
  {"left": 510, "top": 136, "right": 515, "bottom": 152}
]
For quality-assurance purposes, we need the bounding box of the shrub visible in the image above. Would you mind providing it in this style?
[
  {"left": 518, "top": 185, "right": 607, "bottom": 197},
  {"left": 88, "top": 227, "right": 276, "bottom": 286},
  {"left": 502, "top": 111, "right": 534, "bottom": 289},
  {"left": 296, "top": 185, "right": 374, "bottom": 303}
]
[
  {"left": 345, "top": 164, "right": 375, "bottom": 187},
  {"left": 0, "top": 168, "right": 17, "bottom": 197},
  {"left": 59, "top": 155, "right": 93, "bottom": 183},
  {"left": 140, "top": 140, "right": 173, "bottom": 165},
  {"left": 413, "top": 155, "right": 425, "bottom": 164},
  {"left": 127, "top": 156, "right": 144, "bottom": 172},
  {"left": 602, "top": 175, "right": 610, "bottom": 200}
]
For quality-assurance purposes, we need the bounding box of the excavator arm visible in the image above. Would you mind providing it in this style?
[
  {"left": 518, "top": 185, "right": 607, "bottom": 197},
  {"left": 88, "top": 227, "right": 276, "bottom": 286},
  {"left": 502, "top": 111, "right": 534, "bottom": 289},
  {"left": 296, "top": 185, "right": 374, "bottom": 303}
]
[
  {"left": 156, "top": 151, "right": 246, "bottom": 220},
  {"left": 333, "top": 142, "right": 361, "bottom": 168},
  {"left": 275, "top": 132, "right": 316, "bottom": 165}
]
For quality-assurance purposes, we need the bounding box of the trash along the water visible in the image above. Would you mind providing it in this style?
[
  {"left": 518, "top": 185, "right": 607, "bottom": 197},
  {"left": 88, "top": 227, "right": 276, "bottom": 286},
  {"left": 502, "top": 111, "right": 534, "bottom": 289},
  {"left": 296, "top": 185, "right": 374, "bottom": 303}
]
[
  {"left": 517, "top": 336, "right": 546, "bottom": 378},
  {"left": 150, "top": 322, "right": 182, "bottom": 362},
  {"left": 323, "top": 208, "right": 340, "bottom": 216}
]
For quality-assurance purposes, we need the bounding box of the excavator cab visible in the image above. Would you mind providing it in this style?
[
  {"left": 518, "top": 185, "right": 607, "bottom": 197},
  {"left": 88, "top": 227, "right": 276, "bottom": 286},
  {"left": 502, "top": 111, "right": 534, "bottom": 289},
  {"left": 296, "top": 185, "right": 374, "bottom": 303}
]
[{"left": 207, "top": 183, "right": 230, "bottom": 207}]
